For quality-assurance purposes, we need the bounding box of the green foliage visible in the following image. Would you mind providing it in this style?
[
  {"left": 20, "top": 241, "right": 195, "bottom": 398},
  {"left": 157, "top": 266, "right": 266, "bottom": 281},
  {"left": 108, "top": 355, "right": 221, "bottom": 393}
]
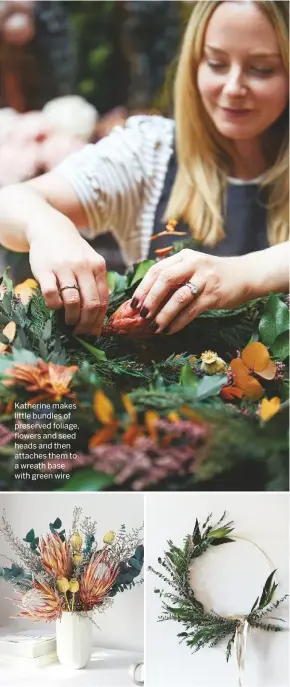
[
  {"left": 150, "top": 513, "right": 288, "bottom": 660},
  {"left": 57, "top": 469, "right": 114, "bottom": 492},
  {"left": 271, "top": 331, "right": 289, "bottom": 361},
  {"left": 259, "top": 292, "right": 289, "bottom": 348},
  {"left": 0, "top": 258, "right": 288, "bottom": 492},
  {"left": 110, "top": 544, "right": 144, "bottom": 596},
  {"left": 75, "top": 338, "right": 108, "bottom": 362},
  {"left": 65, "top": 1, "right": 116, "bottom": 112},
  {"left": 49, "top": 518, "right": 66, "bottom": 542},
  {"left": 130, "top": 260, "right": 155, "bottom": 286},
  {"left": 179, "top": 364, "right": 198, "bottom": 388}
]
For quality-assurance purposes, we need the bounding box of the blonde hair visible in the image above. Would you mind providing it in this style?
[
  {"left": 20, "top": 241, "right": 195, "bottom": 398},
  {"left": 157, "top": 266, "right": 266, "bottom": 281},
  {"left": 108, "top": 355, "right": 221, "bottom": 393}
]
[{"left": 166, "top": 0, "right": 289, "bottom": 246}]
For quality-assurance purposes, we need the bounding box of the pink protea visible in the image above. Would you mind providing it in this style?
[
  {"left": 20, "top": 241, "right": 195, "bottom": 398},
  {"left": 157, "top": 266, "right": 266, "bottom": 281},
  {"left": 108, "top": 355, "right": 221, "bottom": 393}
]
[
  {"left": 18, "top": 581, "right": 63, "bottom": 621},
  {"left": 103, "top": 300, "right": 154, "bottom": 338},
  {"left": 79, "top": 551, "right": 119, "bottom": 609},
  {"left": 39, "top": 533, "right": 71, "bottom": 578}
]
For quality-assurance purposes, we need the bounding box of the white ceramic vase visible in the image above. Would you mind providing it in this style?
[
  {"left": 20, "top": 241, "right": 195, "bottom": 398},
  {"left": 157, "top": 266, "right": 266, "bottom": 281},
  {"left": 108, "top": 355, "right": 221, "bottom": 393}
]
[{"left": 56, "top": 612, "right": 92, "bottom": 669}]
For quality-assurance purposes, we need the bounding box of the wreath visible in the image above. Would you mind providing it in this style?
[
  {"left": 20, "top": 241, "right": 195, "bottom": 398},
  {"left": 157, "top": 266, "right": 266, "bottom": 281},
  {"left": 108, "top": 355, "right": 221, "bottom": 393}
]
[
  {"left": 0, "top": 247, "right": 288, "bottom": 492},
  {"left": 149, "top": 513, "right": 288, "bottom": 682}
]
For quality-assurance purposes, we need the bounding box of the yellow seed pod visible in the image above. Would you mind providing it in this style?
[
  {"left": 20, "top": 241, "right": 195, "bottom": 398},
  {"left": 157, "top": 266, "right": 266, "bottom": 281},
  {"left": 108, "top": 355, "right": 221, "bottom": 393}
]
[
  {"left": 69, "top": 579, "right": 79, "bottom": 593},
  {"left": 70, "top": 531, "right": 83, "bottom": 550},
  {"left": 73, "top": 552, "right": 83, "bottom": 565},
  {"left": 57, "top": 577, "right": 69, "bottom": 593},
  {"left": 103, "top": 530, "right": 116, "bottom": 545},
  {"left": 201, "top": 351, "right": 227, "bottom": 376}
]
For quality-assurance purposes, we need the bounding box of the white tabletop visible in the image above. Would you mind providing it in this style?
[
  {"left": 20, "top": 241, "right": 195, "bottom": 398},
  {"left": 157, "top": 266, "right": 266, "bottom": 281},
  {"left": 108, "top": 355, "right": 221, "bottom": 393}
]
[{"left": 0, "top": 647, "right": 143, "bottom": 686}]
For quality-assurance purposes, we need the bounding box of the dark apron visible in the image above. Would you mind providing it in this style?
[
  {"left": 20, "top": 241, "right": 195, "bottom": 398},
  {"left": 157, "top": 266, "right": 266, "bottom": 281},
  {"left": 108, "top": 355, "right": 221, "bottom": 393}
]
[{"left": 149, "top": 147, "right": 269, "bottom": 259}]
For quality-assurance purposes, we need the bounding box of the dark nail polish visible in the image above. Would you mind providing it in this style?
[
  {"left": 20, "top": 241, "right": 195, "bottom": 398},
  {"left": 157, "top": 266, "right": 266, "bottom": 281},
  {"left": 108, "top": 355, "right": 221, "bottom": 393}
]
[
  {"left": 130, "top": 297, "right": 139, "bottom": 309},
  {"left": 149, "top": 321, "right": 159, "bottom": 333},
  {"left": 163, "top": 326, "right": 171, "bottom": 335},
  {"left": 140, "top": 307, "right": 149, "bottom": 318}
]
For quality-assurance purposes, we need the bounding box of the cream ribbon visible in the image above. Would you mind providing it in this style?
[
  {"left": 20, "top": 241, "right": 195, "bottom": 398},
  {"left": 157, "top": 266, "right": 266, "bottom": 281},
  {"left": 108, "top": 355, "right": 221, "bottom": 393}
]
[
  {"left": 227, "top": 615, "right": 250, "bottom": 687},
  {"left": 227, "top": 535, "right": 276, "bottom": 687}
]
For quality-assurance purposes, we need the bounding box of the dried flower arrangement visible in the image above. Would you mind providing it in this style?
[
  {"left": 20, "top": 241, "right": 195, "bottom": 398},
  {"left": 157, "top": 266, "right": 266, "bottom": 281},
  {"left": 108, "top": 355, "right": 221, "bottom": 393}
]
[{"left": 0, "top": 507, "right": 144, "bottom": 621}]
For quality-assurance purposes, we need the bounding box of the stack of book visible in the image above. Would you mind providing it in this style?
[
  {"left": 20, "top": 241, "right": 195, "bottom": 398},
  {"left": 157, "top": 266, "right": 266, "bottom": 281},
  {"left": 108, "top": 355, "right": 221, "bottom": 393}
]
[{"left": 0, "top": 629, "right": 57, "bottom": 668}]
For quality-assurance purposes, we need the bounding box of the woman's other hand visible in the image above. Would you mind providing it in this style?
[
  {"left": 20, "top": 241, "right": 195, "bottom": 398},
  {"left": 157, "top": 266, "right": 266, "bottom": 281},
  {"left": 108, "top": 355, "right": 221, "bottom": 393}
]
[
  {"left": 29, "top": 226, "right": 108, "bottom": 335},
  {"left": 130, "top": 248, "right": 253, "bottom": 335}
]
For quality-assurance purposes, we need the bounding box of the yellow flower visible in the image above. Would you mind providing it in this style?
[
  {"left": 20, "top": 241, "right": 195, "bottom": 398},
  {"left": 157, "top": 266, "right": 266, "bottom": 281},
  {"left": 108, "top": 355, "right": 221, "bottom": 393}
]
[
  {"left": 57, "top": 577, "right": 70, "bottom": 593},
  {"left": 259, "top": 397, "right": 280, "bottom": 422},
  {"left": 201, "top": 350, "right": 227, "bottom": 375},
  {"left": 69, "top": 579, "right": 79, "bottom": 593},
  {"left": 103, "top": 531, "right": 116, "bottom": 545},
  {"left": 71, "top": 532, "right": 83, "bottom": 550},
  {"left": 73, "top": 552, "right": 83, "bottom": 565}
]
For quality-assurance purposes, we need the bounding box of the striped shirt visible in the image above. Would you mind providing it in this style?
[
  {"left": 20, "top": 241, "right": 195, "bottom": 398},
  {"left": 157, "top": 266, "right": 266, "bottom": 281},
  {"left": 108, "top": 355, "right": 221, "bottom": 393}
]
[
  {"left": 56, "top": 113, "right": 269, "bottom": 266},
  {"left": 56, "top": 115, "right": 175, "bottom": 266}
]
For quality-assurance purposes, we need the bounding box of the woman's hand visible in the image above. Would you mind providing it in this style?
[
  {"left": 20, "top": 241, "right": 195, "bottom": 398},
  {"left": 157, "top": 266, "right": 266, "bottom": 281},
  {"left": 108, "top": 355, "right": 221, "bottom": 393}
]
[
  {"left": 130, "top": 249, "right": 251, "bottom": 335},
  {"left": 29, "top": 226, "right": 109, "bottom": 335}
]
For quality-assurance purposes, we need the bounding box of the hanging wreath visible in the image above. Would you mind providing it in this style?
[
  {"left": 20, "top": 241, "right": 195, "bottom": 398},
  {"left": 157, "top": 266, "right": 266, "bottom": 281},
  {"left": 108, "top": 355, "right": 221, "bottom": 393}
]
[{"left": 149, "top": 513, "right": 288, "bottom": 683}]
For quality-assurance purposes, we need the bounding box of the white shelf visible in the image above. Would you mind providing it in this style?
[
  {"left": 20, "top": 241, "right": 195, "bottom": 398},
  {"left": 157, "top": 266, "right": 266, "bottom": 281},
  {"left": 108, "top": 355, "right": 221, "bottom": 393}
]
[{"left": 0, "top": 647, "right": 143, "bottom": 686}]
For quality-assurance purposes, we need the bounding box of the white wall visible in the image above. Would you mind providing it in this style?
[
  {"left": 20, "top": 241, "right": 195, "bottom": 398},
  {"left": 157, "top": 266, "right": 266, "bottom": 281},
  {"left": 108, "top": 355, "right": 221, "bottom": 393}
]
[
  {"left": 0, "top": 492, "right": 144, "bottom": 652},
  {"left": 146, "top": 492, "right": 289, "bottom": 687}
]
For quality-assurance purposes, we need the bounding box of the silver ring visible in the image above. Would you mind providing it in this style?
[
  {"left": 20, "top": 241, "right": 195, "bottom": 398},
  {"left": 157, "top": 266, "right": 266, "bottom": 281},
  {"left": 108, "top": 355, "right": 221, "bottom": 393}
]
[
  {"left": 59, "top": 285, "right": 80, "bottom": 293},
  {"left": 184, "top": 281, "right": 199, "bottom": 298}
]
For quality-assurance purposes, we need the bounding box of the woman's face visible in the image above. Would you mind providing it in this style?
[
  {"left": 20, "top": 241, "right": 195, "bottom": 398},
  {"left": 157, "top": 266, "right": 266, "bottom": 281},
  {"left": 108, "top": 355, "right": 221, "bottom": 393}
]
[{"left": 197, "top": 1, "right": 288, "bottom": 141}]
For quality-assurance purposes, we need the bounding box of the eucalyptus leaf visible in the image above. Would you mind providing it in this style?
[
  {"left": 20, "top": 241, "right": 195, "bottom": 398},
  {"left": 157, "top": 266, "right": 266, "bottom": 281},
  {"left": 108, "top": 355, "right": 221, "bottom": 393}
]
[
  {"left": 11, "top": 347, "right": 38, "bottom": 364},
  {"left": 23, "top": 529, "right": 35, "bottom": 543},
  {"left": 195, "top": 374, "right": 228, "bottom": 401}
]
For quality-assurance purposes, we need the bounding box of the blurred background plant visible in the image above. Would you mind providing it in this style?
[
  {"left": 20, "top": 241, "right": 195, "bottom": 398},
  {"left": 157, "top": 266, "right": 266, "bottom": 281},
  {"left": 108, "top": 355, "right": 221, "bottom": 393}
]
[{"left": 0, "top": 0, "right": 191, "bottom": 278}]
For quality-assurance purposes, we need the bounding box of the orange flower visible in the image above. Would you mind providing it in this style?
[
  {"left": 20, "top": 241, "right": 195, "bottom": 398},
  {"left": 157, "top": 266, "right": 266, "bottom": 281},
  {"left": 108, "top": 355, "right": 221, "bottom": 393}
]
[
  {"left": 89, "top": 423, "right": 118, "bottom": 448},
  {"left": 230, "top": 342, "right": 276, "bottom": 400},
  {"left": 79, "top": 551, "right": 119, "bottom": 608},
  {"left": 90, "top": 392, "right": 141, "bottom": 448},
  {"left": 155, "top": 246, "right": 174, "bottom": 258},
  {"left": 3, "top": 360, "right": 78, "bottom": 403},
  {"left": 144, "top": 410, "right": 159, "bottom": 442},
  {"left": 39, "top": 533, "right": 71, "bottom": 578},
  {"left": 151, "top": 219, "right": 186, "bottom": 241},
  {"left": 18, "top": 581, "right": 63, "bottom": 621},
  {"left": 259, "top": 397, "right": 280, "bottom": 422},
  {"left": 121, "top": 394, "right": 137, "bottom": 424},
  {"left": 94, "top": 390, "right": 115, "bottom": 424},
  {"left": 103, "top": 299, "right": 154, "bottom": 338},
  {"left": 220, "top": 386, "right": 243, "bottom": 401}
]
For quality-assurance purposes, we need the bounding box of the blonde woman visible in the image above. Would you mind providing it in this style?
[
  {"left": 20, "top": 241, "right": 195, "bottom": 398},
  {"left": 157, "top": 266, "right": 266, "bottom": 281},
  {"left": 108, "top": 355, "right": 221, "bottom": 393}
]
[{"left": 0, "top": 0, "right": 288, "bottom": 335}]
